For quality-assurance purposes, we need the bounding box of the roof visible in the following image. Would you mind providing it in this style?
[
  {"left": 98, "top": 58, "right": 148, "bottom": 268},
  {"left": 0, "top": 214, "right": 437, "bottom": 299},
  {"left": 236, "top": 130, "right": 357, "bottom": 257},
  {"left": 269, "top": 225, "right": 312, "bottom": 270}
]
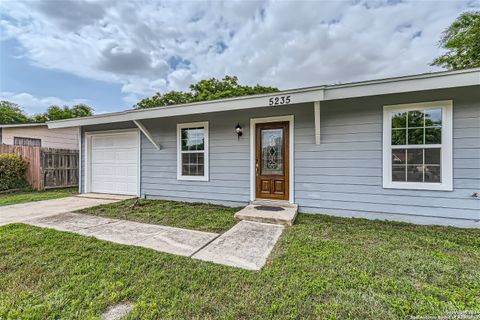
[
  {"left": 0, "top": 123, "right": 47, "bottom": 128},
  {"left": 48, "top": 68, "right": 480, "bottom": 129}
]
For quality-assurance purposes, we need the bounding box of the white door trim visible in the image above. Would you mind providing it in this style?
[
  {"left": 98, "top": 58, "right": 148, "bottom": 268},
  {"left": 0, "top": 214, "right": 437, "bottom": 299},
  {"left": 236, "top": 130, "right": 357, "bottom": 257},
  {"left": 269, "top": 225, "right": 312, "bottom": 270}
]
[
  {"left": 84, "top": 128, "right": 141, "bottom": 196},
  {"left": 250, "top": 115, "right": 295, "bottom": 203}
]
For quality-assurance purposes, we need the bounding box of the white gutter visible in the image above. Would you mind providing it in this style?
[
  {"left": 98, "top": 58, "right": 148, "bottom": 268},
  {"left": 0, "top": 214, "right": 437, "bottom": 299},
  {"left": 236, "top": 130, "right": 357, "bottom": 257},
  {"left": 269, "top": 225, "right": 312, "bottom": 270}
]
[
  {"left": 47, "top": 68, "right": 480, "bottom": 129},
  {"left": 324, "top": 69, "right": 480, "bottom": 100},
  {"left": 0, "top": 123, "right": 47, "bottom": 128},
  {"left": 48, "top": 87, "right": 324, "bottom": 128}
]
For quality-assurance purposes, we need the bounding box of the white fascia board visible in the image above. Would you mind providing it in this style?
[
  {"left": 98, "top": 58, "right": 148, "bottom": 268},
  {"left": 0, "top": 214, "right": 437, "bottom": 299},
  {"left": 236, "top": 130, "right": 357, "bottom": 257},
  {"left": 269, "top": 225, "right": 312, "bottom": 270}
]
[
  {"left": 0, "top": 123, "right": 47, "bottom": 128},
  {"left": 324, "top": 69, "right": 480, "bottom": 100},
  {"left": 47, "top": 88, "right": 324, "bottom": 128},
  {"left": 47, "top": 68, "right": 479, "bottom": 129}
]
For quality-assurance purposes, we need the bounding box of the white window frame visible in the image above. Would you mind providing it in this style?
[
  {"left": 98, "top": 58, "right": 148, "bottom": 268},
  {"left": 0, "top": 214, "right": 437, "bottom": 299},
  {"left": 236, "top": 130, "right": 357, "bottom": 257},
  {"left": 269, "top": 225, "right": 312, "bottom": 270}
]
[
  {"left": 383, "top": 100, "right": 453, "bottom": 191},
  {"left": 177, "top": 121, "right": 209, "bottom": 181}
]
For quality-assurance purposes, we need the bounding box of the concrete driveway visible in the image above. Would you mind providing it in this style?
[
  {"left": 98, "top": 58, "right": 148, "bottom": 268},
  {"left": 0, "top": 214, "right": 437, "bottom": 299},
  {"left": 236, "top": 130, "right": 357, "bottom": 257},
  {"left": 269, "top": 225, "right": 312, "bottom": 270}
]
[{"left": 0, "top": 194, "right": 131, "bottom": 226}]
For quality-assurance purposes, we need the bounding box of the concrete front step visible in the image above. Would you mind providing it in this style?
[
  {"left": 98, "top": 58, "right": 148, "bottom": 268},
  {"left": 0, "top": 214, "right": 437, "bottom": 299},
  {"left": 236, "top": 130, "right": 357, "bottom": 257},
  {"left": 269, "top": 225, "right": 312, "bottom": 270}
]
[
  {"left": 192, "top": 221, "right": 284, "bottom": 270},
  {"left": 234, "top": 203, "right": 298, "bottom": 226}
]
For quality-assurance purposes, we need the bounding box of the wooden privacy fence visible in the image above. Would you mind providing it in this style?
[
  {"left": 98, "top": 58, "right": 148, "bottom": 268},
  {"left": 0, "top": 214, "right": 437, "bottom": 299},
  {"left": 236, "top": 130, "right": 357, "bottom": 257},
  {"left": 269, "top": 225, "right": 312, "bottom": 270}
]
[
  {"left": 0, "top": 144, "right": 78, "bottom": 190},
  {"left": 41, "top": 148, "right": 79, "bottom": 189}
]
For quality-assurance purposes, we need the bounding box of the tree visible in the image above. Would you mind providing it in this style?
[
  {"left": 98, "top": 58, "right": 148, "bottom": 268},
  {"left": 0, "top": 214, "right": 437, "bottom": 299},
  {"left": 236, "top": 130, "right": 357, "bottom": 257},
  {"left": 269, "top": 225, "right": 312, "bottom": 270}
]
[
  {"left": 32, "top": 104, "right": 94, "bottom": 122},
  {"left": 432, "top": 11, "right": 480, "bottom": 70},
  {"left": 0, "top": 101, "right": 29, "bottom": 124},
  {"left": 135, "top": 91, "right": 193, "bottom": 109},
  {"left": 135, "top": 75, "right": 279, "bottom": 109}
]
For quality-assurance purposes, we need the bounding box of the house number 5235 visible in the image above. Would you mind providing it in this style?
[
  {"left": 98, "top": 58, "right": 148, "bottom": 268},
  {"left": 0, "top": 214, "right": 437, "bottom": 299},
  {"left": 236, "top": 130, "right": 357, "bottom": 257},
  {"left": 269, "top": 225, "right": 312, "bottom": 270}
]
[{"left": 269, "top": 95, "right": 291, "bottom": 106}]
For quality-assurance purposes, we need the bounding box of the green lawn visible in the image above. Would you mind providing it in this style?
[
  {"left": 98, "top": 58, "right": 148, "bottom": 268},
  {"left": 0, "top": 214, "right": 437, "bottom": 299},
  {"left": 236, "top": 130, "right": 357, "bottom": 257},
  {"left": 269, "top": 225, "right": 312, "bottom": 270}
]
[
  {"left": 1, "top": 213, "right": 479, "bottom": 319},
  {"left": 0, "top": 187, "right": 78, "bottom": 206},
  {"left": 79, "top": 199, "right": 239, "bottom": 233}
]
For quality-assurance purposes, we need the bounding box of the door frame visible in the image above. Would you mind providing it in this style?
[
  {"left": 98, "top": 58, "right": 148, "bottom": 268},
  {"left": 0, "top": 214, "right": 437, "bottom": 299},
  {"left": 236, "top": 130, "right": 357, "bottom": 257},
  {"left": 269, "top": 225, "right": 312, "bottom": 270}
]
[
  {"left": 250, "top": 115, "right": 294, "bottom": 203},
  {"left": 84, "top": 128, "right": 141, "bottom": 196}
]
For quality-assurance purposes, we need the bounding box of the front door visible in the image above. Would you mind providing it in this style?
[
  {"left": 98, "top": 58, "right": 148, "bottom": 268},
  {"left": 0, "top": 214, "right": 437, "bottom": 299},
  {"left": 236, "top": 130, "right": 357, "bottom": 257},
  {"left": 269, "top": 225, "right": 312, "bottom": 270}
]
[{"left": 256, "top": 121, "right": 289, "bottom": 200}]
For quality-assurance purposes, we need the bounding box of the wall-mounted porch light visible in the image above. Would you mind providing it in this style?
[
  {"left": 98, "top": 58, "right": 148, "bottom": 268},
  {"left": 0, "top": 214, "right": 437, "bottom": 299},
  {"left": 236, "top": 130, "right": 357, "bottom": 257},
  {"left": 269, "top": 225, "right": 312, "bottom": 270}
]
[{"left": 235, "top": 123, "right": 243, "bottom": 140}]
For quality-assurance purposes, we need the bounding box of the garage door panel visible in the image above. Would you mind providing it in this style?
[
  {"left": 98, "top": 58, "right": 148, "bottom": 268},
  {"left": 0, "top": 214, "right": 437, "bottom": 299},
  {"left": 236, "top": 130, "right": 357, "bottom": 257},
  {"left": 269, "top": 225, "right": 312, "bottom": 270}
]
[
  {"left": 116, "top": 149, "right": 137, "bottom": 161},
  {"left": 127, "top": 166, "right": 137, "bottom": 176},
  {"left": 92, "top": 165, "right": 114, "bottom": 176},
  {"left": 90, "top": 131, "right": 138, "bottom": 195},
  {"left": 92, "top": 136, "right": 113, "bottom": 147},
  {"left": 91, "top": 151, "right": 114, "bottom": 163},
  {"left": 115, "top": 134, "right": 138, "bottom": 147},
  {"left": 114, "top": 166, "right": 138, "bottom": 178},
  {"left": 92, "top": 149, "right": 137, "bottom": 163}
]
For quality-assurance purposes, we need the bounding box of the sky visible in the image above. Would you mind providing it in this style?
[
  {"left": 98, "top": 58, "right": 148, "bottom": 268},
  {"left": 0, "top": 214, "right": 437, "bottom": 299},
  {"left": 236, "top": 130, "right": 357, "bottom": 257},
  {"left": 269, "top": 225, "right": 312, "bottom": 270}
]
[{"left": 0, "top": 0, "right": 479, "bottom": 115}]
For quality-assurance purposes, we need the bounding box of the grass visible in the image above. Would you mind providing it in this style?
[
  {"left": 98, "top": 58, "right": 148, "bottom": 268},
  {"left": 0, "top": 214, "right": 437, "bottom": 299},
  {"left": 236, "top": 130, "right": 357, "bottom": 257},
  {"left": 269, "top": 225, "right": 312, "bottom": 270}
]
[
  {"left": 0, "top": 187, "right": 78, "bottom": 206},
  {"left": 79, "top": 199, "right": 239, "bottom": 233},
  {"left": 1, "top": 212, "right": 479, "bottom": 319}
]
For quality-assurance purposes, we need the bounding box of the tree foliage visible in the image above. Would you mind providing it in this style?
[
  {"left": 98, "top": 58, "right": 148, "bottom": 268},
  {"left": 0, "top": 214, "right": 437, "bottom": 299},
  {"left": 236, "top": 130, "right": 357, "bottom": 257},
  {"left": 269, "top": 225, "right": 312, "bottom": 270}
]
[
  {"left": 0, "top": 101, "right": 30, "bottom": 124},
  {"left": 0, "top": 101, "right": 94, "bottom": 124},
  {"left": 31, "top": 104, "right": 94, "bottom": 122},
  {"left": 135, "top": 75, "right": 279, "bottom": 109},
  {"left": 432, "top": 11, "right": 480, "bottom": 70},
  {"left": 135, "top": 91, "right": 194, "bottom": 109}
]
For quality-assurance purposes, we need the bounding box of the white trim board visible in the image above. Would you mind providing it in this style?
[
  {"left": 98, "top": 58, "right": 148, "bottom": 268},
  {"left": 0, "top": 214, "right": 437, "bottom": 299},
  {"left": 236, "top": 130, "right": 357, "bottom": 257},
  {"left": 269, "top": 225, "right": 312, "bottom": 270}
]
[
  {"left": 314, "top": 101, "right": 321, "bottom": 144},
  {"left": 78, "top": 127, "right": 82, "bottom": 193},
  {"left": 133, "top": 120, "right": 160, "bottom": 150},
  {"left": 47, "top": 68, "right": 480, "bottom": 129},
  {"left": 250, "top": 115, "right": 295, "bottom": 204},
  {"left": 84, "top": 128, "right": 141, "bottom": 196}
]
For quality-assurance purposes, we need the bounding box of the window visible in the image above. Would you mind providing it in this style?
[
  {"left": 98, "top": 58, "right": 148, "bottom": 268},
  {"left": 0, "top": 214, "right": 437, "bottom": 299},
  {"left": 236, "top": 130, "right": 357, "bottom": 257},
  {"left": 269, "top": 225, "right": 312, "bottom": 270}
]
[
  {"left": 14, "top": 136, "right": 41, "bottom": 147},
  {"left": 177, "top": 122, "right": 209, "bottom": 181},
  {"left": 383, "top": 101, "right": 452, "bottom": 191}
]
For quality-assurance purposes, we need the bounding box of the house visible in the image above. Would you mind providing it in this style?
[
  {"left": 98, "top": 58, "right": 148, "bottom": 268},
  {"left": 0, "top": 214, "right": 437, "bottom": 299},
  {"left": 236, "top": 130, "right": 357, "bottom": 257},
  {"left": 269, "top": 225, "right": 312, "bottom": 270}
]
[
  {"left": 47, "top": 68, "right": 480, "bottom": 228},
  {"left": 0, "top": 123, "right": 79, "bottom": 149}
]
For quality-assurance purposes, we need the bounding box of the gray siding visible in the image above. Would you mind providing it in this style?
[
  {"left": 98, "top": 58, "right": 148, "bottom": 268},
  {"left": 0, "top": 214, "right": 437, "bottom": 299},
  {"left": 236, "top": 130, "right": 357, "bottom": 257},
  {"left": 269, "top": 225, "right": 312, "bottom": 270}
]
[
  {"left": 295, "top": 87, "right": 479, "bottom": 227},
  {"left": 81, "top": 86, "right": 480, "bottom": 227},
  {"left": 141, "top": 104, "right": 302, "bottom": 206}
]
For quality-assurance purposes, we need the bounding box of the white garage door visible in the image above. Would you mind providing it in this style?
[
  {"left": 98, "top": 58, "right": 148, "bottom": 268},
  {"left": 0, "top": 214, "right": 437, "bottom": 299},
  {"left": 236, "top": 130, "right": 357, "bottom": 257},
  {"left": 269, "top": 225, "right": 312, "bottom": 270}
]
[{"left": 89, "top": 131, "right": 139, "bottom": 195}]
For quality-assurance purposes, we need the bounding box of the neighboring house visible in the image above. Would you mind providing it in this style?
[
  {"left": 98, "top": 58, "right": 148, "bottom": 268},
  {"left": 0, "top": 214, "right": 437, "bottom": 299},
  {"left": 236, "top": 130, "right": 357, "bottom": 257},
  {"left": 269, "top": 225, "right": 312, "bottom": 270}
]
[
  {"left": 0, "top": 123, "right": 79, "bottom": 149},
  {"left": 48, "top": 68, "right": 480, "bottom": 228}
]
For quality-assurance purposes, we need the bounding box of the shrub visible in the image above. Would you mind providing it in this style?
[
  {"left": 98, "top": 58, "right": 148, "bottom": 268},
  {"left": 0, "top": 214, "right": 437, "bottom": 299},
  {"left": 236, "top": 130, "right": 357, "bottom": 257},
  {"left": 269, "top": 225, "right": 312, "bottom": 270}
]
[{"left": 0, "top": 154, "right": 29, "bottom": 191}]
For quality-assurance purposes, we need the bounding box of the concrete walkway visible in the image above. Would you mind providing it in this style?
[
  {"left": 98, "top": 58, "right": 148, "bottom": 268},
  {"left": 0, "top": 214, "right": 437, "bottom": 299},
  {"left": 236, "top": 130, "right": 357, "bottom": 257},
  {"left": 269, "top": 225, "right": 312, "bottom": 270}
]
[
  {"left": 0, "top": 195, "right": 127, "bottom": 226},
  {"left": 1, "top": 195, "right": 286, "bottom": 270},
  {"left": 25, "top": 212, "right": 283, "bottom": 270},
  {"left": 27, "top": 212, "right": 219, "bottom": 257},
  {"left": 193, "top": 221, "right": 284, "bottom": 270}
]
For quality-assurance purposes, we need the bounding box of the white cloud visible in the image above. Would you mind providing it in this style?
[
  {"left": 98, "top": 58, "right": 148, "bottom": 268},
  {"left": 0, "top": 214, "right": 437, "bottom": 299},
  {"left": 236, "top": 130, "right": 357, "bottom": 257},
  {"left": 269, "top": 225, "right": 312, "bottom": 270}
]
[
  {"left": 1, "top": 0, "right": 479, "bottom": 108},
  {"left": 168, "top": 69, "right": 196, "bottom": 91},
  {"left": 0, "top": 91, "right": 89, "bottom": 115}
]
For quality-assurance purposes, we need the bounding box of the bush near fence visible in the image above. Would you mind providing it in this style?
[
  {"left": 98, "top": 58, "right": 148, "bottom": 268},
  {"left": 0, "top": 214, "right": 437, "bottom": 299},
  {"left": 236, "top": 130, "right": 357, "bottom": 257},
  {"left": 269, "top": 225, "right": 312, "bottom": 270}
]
[
  {"left": 0, "top": 153, "right": 29, "bottom": 191},
  {"left": 0, "top": 144, "right": 78, "bottom": 190}
]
